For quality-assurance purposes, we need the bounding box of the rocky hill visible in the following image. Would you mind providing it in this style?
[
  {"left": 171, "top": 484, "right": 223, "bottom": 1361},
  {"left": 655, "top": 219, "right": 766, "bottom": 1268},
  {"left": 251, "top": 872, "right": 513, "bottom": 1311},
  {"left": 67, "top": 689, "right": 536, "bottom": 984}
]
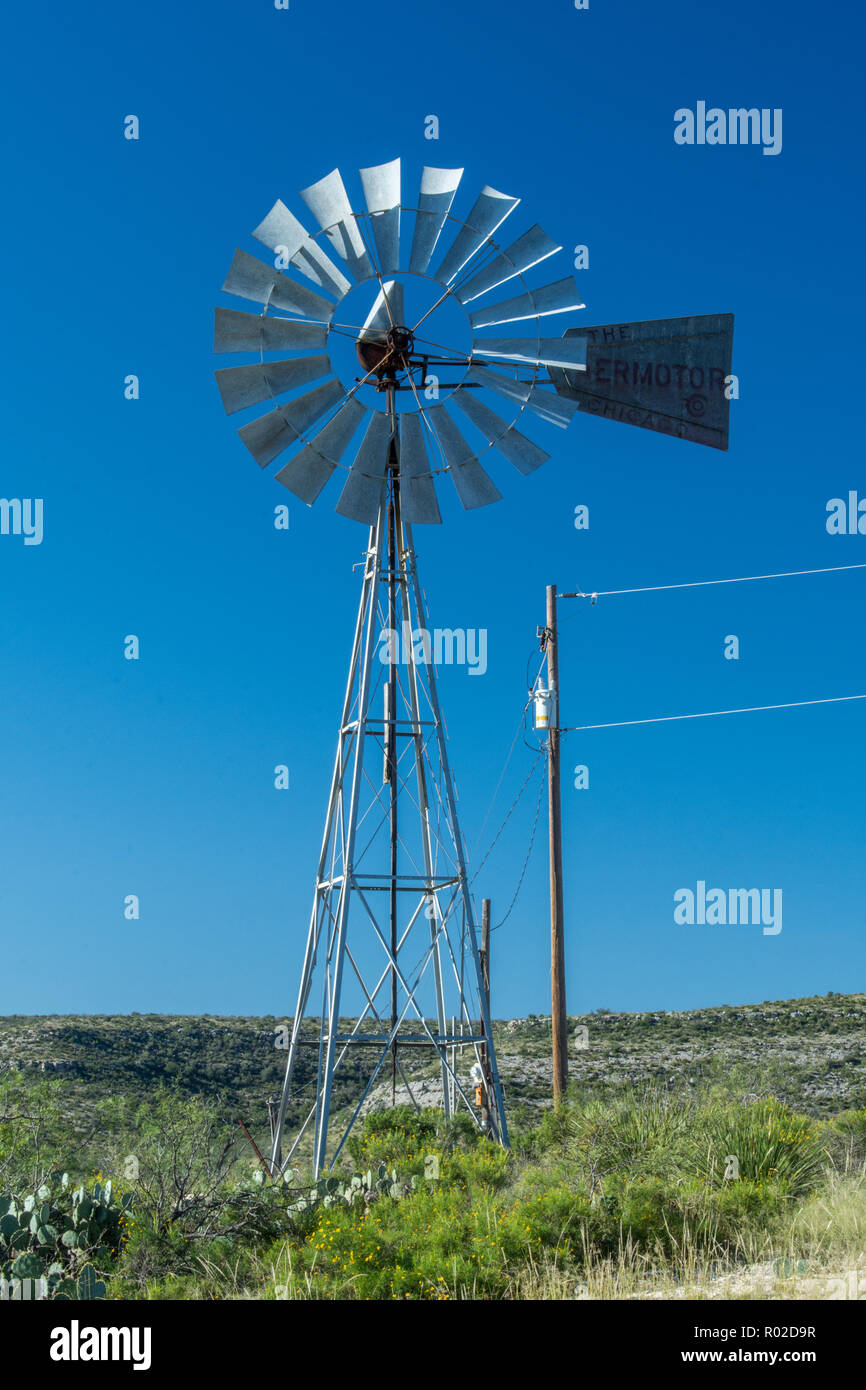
[{"left": 1, "top": 994, "right": 863, "bottom": 1145}]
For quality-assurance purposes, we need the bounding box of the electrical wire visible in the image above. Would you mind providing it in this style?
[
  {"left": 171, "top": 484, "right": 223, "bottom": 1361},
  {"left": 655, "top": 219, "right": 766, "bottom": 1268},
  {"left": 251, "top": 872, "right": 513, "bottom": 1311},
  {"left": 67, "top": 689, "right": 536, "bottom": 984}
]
[
  {"left": 490, "top": 761, "right": 547, "bottom": 933},
  {"left": 470, "top": 704, "right": 530, "bottom": 861},
  {"left": 564, "top": 562, "right": 866, "bottom": 601},
  {"left": 563, "top": 692, "right": 866, "bottom": 733},
  {"left": 471, "top": 748, "right": 546, "bottom": 885},
  {"left": 471, "top": 648, "right": 548, "bottom": 862}
]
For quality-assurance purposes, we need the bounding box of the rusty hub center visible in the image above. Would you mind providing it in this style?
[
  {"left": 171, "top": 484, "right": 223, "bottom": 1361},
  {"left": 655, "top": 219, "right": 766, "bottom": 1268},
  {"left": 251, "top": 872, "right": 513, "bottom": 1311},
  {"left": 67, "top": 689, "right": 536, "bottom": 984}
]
[{"left": 356, "top": 323, "right": 415, "bottom": 382}]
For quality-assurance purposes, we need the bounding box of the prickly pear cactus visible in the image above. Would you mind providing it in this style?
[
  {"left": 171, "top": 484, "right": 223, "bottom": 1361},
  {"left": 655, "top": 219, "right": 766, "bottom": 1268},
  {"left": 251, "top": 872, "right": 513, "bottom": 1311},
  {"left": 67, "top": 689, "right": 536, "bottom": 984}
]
[
  {"left": 0, "top": 1171, "right": 132, "bottom": 1282},
  {"left": 281, "top": 1158, "right": 416, "bottom": 1221},
  {"left": 12, "top": 1252, "right": 43, "bottom": 1281},
  {"left": 75, "top": 1264, "right": 107, "bottom": 1300}
]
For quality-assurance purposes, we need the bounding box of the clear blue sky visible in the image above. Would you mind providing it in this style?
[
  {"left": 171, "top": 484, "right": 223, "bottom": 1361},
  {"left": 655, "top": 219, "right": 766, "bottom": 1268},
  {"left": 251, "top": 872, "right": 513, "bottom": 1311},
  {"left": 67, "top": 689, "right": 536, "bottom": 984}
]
[{"left": 2, "top": 0, "right": 864, "bottom": 1017}]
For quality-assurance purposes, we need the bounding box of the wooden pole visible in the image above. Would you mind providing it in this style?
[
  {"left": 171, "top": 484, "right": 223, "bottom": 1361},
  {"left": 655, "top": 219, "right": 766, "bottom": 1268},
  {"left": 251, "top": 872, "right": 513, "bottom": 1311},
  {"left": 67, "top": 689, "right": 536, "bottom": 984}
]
[
  {"left": 480, "top": 897, "right": 491, "bottom": 1131},
  {"left": 546, "top": 584, "right": 568, "bottom": 1104}
]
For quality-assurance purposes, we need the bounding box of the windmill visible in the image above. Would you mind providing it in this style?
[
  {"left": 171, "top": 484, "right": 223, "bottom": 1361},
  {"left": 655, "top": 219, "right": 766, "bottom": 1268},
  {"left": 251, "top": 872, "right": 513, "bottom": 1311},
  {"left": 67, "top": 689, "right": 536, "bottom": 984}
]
[{"left": 213, "top": 159, "right": 733, "bottom": 1176}]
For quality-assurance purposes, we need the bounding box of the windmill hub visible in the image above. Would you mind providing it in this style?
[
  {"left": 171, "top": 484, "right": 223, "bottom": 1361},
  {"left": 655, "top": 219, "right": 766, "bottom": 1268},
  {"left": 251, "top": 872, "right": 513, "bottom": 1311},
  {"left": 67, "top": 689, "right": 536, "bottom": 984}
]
[
  {"left": 386, "top": 323, "right": 414, "bottom": 360},
  {"left": 355, "top": 322, "right": 415, "bottom": 384},
  {"left": 330, "top": 270, "right": 474, "bottom": 411}
]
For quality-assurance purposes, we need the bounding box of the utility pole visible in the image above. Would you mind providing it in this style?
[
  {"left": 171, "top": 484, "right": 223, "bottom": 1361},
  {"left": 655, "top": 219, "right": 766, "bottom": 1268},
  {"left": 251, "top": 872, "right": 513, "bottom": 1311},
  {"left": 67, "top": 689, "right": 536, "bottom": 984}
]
[
  {"left": 480, "top": 897, "right": 491, "bottom": 1132},
  {"left": 545, "top": 585, "right": 568, "bottom": 1104}
]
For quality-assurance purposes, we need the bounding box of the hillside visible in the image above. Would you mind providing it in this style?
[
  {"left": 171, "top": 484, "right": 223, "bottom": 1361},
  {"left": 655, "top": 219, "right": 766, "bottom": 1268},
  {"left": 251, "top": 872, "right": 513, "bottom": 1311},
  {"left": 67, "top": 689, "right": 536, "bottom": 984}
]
[{"left": 1, "top": 993, "right": 863, "bottom": 1146}]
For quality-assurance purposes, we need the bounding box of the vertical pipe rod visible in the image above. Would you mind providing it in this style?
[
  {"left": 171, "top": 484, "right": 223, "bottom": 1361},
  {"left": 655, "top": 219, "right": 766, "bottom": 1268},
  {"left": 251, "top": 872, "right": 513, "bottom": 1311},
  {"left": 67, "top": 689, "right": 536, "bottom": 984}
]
[
  {"left": 547, "top": 584, "right": 568, "bottom": 1105},
  {"left": 387, "top": 386, "right": 399, "bottom": 1106}
]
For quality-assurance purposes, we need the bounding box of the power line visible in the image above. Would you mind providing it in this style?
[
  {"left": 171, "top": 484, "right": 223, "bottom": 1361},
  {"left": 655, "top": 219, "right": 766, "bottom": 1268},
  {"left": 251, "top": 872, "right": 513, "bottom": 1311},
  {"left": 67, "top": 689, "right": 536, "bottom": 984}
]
[
  {"left": 470, "top": 698, "right": 532, "bottom": 861},
  {"left": 469, "top": 750, "right": 544, "bottom": 878},
  {"left": 561, "top": 561, "right": 866, "bottom": 601},
  {"left": 563, "top": 692, "right": 866, "bottom": 733},
  {"left": 490, "top": 764, "right": 547, "bottom": 933}
]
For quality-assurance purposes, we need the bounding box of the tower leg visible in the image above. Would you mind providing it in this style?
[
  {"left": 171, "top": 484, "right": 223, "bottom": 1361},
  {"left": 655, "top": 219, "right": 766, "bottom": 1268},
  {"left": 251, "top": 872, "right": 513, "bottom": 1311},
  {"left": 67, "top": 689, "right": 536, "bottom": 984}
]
[{"left": 269, "top": 515, "right": 383, "bottom": 1175}]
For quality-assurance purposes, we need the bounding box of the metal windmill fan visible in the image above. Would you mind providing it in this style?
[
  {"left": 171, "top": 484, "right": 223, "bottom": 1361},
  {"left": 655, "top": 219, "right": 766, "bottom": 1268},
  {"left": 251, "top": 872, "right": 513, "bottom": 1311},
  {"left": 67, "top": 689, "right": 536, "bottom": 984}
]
[
  {"left": 214, "top": 159, "right": 586, "bottom": 524},
  {"left": 213, "top": 159, "right": 587, "bottom": 1178}
]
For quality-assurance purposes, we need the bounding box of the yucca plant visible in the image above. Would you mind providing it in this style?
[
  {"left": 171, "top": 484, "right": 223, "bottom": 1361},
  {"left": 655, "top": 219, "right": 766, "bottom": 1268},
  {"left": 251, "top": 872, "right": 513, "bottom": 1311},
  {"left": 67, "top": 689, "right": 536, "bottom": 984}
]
[{"left": 692, "top": 1098, "right": 829, "bottom": 1194}]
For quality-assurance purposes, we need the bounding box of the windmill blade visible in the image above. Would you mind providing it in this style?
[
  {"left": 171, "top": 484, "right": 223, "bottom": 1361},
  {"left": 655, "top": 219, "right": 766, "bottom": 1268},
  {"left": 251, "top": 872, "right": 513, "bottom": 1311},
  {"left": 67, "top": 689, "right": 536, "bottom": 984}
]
[
  {"left": 427, "top": 406, "right": 502, "bottom": 509},
  {"left": 274, "top": 399, "right": 366, "bottom": 504},
  {"left": 435, "top": 186, "right": 520, "bottom": 286},
  {"left": 473, "top": 336, "right": 587, "bottom": 370},
  {"left": 222, "top": 249, "right": 335, "bottom": 321},
  {"left": 469, "top": 364, "right": 578, "bottom": 427},
  {"left": 359, "top": 282, "right": 405, "bottom": 342},
  {"left": 335, "top": 412, "right": 392, "bottom": 524},
  {"left": 237, "top": 379, "right": 346, "bottom": 467},
  {"left": 252, "top": 200, "right": 351, "bottom": 298},
  {"left": 215, "top": 356, "right": 333, "bottom": 415},
  {"left": 213, "top": 308, "right": 328, "bottom": 354},
  {"left": 450, "top": 390, "right": 549, "bottom": 476},
  {"left": 449, "top": 458, "right": 504, "bottom": 511},
  {"left": 408, "top": 167, "right": 463, "bottom": 275},
  {"left": 469, "top": 278, "right": 585, "bottom": 329},
  {"left": 455, "top": 224, "right": 561, "bottom": 304},
  {"left": 398, "top": 413, "right": 441, "bottom": 524},
  {"left": 359, "top": 159, "right": 401, "bottom": 273},
  {"left": 300, "top": 168, "right": 373, "bottom": 282}
]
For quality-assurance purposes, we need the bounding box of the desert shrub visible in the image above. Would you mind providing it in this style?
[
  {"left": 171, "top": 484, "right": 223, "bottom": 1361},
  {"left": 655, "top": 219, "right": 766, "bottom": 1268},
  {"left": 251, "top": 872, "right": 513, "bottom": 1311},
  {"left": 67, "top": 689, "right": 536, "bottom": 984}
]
[
  {"left": 525, "top": 1087, "right": 698, "bottom": 1190},
  {"left": 112, "top": 1230, "right": 259, "bottom": 1299},
  {"left": 691, "top": 1098, "right": 828, "bottom": 1194},
  {"left": 0, "top": 1075, "right": 92, "bottom": 1190},
  {"left": 342, "top": 1107, "right": 509, "bottom": 1192},
  {"left": 822, "top": 1107, "right": 866, "bottom": 1168},
  {"left": 510, "top": 1161, "right": 789, "bottom": 1265},
  {"left": 601, "top": 1172, "right": 789, "bottom": 1257},
  {"left": 263, "top": 1160, "right": 791, "bottom": 1299},
  {"left": 269, "top": 1183, "right": 516, "bottom": 1300}
]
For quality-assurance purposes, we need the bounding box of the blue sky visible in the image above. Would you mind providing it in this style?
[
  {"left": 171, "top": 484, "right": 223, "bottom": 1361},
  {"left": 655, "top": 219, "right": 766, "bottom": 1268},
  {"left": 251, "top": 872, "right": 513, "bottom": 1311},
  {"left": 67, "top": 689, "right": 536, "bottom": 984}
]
[{"left": 2, "top": 0, "right": 864, "bottom": 1018}]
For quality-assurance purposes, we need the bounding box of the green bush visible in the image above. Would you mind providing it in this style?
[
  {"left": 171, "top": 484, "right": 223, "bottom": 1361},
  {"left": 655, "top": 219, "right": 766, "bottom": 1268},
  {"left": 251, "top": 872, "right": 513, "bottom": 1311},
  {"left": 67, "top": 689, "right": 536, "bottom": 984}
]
[{"left": 823, "top": 1107, "right": 866, "bottom": 1165}]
